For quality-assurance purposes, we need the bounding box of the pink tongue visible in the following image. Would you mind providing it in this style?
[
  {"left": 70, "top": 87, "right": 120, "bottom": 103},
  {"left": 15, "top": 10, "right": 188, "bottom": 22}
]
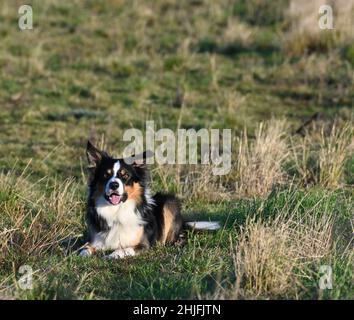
[{"left": 110, "top": 194, "right": 121, "bottom": 205}]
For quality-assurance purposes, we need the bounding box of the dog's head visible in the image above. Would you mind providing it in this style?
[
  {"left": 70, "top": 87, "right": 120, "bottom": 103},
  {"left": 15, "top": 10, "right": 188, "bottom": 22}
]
[{"left": 86, "top": 141, "right": 149, "bottom": 206}]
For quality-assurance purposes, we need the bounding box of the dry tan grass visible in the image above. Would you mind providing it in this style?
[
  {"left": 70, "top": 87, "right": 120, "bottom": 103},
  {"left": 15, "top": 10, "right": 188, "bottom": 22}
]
[
  {"left": 291, "top": 122, "right": 354, "bottom": 188},
  {"left": 154, "top": 119, "right": 352, "bottom": 202},
  {"left": 318, "top": 123, "right": 354, "bottom": 188},
  {"left": 284, "top": 0, "right": 354, "bottom": 55},
  {"left": 154, "top": 163, "right": 230, "bottom": 204},
  {"left": 222, "top": 18, "right": 257, "bottom": 48},
  {"left": 234, "top": 120, "right": 289, "bottom": 198},
  {"left": 290, "top": 134, "right": 316, "bottom": 186},
  {"left": 232, "top": 210, "right": 334, "bottom": 298},
  {"left": 203, "top": 195, "right": 336, "bottom": 300},
  {"left": 0, "top": 168, "right": 83, "bottom": 268}
]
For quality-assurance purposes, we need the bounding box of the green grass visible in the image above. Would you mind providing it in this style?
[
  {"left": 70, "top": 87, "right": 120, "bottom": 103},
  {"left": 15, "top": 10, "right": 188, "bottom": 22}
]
[
  {"left": 1, "top": 177, "right": 353, "bottom": 299},
  {"left": 0, "top": 0, "right": 353, "bottom": 299}
]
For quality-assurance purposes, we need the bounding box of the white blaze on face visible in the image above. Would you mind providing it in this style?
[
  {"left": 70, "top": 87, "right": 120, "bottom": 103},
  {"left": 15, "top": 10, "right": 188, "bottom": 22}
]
[{"left": 105, "top": 160, "right": 124, "bottom": 196}]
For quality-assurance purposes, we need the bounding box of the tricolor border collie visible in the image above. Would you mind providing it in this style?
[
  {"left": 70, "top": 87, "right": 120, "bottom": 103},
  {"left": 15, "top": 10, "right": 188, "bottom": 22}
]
[{"left": 79, "top": 141, "right": 220, "bottom": 259}]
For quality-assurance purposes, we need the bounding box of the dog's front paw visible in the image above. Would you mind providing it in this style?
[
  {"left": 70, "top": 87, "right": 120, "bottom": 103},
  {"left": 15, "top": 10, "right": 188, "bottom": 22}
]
[
  {"left": 104, "top": 248, "right": 135, "bottom": 260},
  {"left": 79, "top": 248, "right": 92, "bottom": 257}
]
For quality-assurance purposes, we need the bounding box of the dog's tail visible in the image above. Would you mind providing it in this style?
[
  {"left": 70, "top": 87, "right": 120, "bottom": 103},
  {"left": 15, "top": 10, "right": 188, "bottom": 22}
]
[{"left": 184, "top": 221, "right": 220, "bottom": 231}]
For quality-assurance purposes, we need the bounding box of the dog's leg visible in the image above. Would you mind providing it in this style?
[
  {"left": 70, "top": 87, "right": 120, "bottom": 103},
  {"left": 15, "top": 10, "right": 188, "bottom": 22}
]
[
  {"left": 104, "top": 247, "right": 136, "bottom": 260},
  {"left": 79, "top": 244, "right": 97, "bottom": 257},
  {"left": 79, "top": 233, "right": 107, "bottom": 257}
]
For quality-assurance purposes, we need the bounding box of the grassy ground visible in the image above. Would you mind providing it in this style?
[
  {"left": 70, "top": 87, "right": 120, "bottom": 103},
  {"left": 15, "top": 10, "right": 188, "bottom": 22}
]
[{"left": 0, "top": 0, "right": 353, "bottom": 299}]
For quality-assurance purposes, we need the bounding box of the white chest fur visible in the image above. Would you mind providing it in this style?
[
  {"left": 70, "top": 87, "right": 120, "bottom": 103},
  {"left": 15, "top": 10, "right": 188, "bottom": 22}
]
[{"left": 92, "top": 196, "right": 145, "bottom": 250}]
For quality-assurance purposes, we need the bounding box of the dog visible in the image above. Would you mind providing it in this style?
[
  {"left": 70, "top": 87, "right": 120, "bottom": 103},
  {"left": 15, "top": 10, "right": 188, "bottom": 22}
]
[{"left": 79, "top": 141, "right": 220, "bottom": 259}]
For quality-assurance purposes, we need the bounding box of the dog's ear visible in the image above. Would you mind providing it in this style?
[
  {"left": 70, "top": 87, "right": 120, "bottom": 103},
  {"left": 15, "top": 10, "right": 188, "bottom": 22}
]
[
  {"left": 131, "top": 150, "right": 153, "bottom": 168},
  {"left": 86, "top": 140, "right": 104, "bottom": 168}
]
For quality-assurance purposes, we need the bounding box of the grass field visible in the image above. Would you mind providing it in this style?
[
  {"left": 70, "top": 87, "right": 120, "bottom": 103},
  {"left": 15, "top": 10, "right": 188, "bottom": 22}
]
[{"left": 0, "top": 0, "right": 353, "bottom": 299}]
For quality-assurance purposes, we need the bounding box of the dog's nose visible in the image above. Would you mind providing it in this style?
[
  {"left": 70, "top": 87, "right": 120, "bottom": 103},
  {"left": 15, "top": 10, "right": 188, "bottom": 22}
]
[{"left": 109, "top": 182, "right": 119, "bottom": 190}]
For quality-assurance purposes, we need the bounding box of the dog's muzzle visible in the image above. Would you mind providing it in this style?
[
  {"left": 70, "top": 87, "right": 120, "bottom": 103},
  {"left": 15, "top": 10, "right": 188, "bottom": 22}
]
[{"left": 105, "top": 181, "right": 122, "bottom": 205}]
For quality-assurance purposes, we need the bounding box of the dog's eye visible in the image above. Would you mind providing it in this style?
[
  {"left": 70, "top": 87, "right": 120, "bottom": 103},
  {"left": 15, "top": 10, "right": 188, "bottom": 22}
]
[
  {"left": 103, "top": 169, "right": 112, "bottom": 179},
  {"left": 120, "top": 169, "right": 130, "bottom": 181}
]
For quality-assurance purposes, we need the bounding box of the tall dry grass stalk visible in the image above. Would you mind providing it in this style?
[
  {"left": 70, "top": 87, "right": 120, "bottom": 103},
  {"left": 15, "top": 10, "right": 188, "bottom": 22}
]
[
  {"left": 154, "top": 163, "right": 230, "bottom": 203},
  {"left": 235, "top": 120, "right": 289, "bottom": 198},
  {"left": 290, "top": 133, "right": 311, "bottom": 186},
  {"left": 222, "top": 18, "right": 257, "bottom": 48},
  {"left": 0, "top": 169, "right": 83, "bottom": 268},
  {"left": 291, "top": 122, "right": 354, "bottom": 188},
  {"left": 319, "top": 123, "right": 354, "bottom": 188},
  {"left": 284, "top": 0, "right": 354, "bottom": 55},
  {"left": 155, "top": 120, "right": 352, "bottom": 202},
  {"left": 169, "top": 117, "right": 353, "bottom": 202},
  {"left": 231, "top": 210, "right": 334, "bottom": 298},
  {"left": 202, "top": 190, "right": 343, "bottom": 300}
]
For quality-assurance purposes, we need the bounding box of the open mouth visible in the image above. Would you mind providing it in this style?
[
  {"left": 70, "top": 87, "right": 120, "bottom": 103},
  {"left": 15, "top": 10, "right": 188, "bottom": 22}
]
[{"left": 105, "top": 192, "right": 121, "bottom": 205}]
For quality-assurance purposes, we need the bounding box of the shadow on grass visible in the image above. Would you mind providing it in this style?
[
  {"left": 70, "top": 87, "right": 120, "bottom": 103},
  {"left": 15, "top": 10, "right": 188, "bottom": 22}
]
[{"left": 196, "top": 38, "right": 282, "bottom": 65}]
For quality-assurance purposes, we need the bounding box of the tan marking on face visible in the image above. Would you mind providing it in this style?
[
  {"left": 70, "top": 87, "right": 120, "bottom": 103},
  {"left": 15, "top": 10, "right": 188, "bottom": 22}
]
[
  {"left": 161, "top": 207, "right": 174, "bottom": 244},
  {"left": 125, "top": 182, "right": 143, "bottom": 204}
]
